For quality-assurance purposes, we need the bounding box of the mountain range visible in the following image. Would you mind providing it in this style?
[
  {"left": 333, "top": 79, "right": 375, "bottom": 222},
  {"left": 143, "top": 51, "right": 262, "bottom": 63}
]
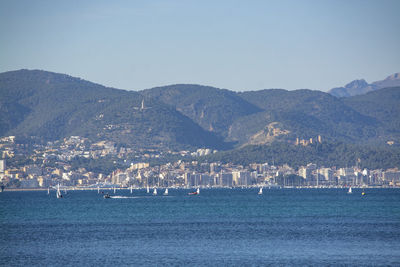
[
  {"left": 1, "top": 69, "right": 399, "bottom": 150},
  {"left": 328, "top": 73, "right": 400, "bottom": 97}
]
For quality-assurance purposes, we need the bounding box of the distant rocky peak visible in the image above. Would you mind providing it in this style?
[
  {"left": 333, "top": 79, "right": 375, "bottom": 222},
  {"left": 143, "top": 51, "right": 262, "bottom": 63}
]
[
  {"left": 345, "top": 79, "right": 369, "bottom": 89},
  {"left": 371, "top": 72, "right": 400, "bottom": 89},
  {"left": 329, "top": 72, "right": 400, "bottom": 98},
  {"left": 384, "top": 73, "right": 400, "bottom": 80}
]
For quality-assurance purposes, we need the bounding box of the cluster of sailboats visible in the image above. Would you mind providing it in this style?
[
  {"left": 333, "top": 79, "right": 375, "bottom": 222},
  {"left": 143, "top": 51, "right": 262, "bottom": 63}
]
[
  {"left": 101, "top": 186, "right": 196, "bottom": 198},
  {"left": 50, "top": 185, "right": 366, "bottom": 198},
  {"left": 47, "top": 184, "right": 64, "bottom": 198}
]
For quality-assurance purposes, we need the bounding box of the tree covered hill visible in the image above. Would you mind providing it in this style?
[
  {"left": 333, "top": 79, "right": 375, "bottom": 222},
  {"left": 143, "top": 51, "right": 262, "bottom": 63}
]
[
  {"left": 1, "top": 69, "right": 399, "bottom": 152},
  {"left": 0, "top": 69, "right": 226, "bottom": 149},
  {"left": 235, "top": 89, "right": 378, "bottom": 145},
  {"left": 141, "top": 84, "right": 396, "bottom": 146},
  {"left": 344, "top": 87, "right": 400, "bottom": 143},
  {"left": 140, "top": 84, "right": 262, "bottom": 138}
]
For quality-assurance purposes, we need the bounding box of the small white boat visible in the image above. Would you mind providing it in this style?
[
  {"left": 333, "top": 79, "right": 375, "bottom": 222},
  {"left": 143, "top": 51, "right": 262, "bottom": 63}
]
[
  {"left": 130, "top": 185, "right": 133, "bottom": 194},
  {"left": 153, "top": 188, "right": 157, "bottom": 195},
  {"left": 146, "top": 185, "right": 150, "bottom": 194},
  {"left": 348, "top": 187, "right": 352, "bottom": 194},
  {"left": 47, "top": 187, "right": 50, "bottom": 195},
  {"left": 97, "top": 186, "right": 100, "bottom": 194},
  {"left": 113, "top": 187, "right": 116, "bottom": 194},
  {"left": 163, "top": 188, "right": 168, "bottom": 195},
  {"left": 258, "top": 187, "right": 263, "bottom": 195}
]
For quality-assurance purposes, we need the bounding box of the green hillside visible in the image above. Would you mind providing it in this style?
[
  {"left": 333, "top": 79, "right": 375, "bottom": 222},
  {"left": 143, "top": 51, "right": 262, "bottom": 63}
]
[
  {"left": 0, "top": 70, "right": 226, "bottom": 149},
  {"left": 1, "top": 69, "right": 399, "bottom": 153},
  {"left": 140, "top": 84, "right": 262, "bottom": 138},
  {"left": 344, "top": 87, "right": 400, "bottom": 142},
  {"left": 234, "top": 89, "right": 378, "bottom": 144}
]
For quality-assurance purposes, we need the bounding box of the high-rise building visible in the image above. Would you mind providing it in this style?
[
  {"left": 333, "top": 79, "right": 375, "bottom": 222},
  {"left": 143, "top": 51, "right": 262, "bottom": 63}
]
[
  {"left": 318, "top": 168, "right": 333, "bottom": 181},
  {"left": 219, "top": 172, "right": 233, "bottom": 187},
  {"left": 200, "top": 174, "right": 213, "bottom": 186},
  {"left": 298, "top": 167, "right": 312, "bottom": 179},
  {"left": 0, "top": 159, "right": 5, "bottom": 173}
]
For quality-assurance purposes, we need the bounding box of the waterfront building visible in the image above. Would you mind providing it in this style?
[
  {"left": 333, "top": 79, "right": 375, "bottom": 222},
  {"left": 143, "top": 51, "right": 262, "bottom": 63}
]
[
  {"left": 200, "top": 174, "right": 213, "bottom": 186},
  {"left": 383, "top": 169, "right": 400, "bottom": 186},
  {"left": 299, "top": 167, "right": 312, "bottom": 180},
  {"left": 217, "top": 172, "right": 233, "bottom": 187},
  {"left": 0, "top": 159, "right": 5, "bottom": 173},
  {"left": 232, "top": 171, "right": 251, "bottom": 186},
  {"left": 318, "top": 168, "right": 334, "bottom": 185}
]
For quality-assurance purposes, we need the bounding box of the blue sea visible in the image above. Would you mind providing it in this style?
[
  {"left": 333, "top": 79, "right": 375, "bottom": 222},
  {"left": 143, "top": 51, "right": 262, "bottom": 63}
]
[{"left": 1, "top": 188, "right": 400, "bottom": 266}]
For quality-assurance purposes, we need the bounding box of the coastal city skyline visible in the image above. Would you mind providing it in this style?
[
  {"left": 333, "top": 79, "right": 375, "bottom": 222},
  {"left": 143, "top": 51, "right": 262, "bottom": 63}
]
[{"left": 1, "top": 135, "right": 399, "bottom": 190}]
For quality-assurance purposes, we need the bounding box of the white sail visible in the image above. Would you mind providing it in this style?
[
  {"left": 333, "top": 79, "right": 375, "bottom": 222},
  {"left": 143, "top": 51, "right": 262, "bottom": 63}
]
[
  {"left": 113, "top": 187, "right": 116, "bottom": 194},
  {"left": 47, "top": 187, "right": 50, "bottom": 195},
  {"left": 130, "top": 186, "right": 133, "bottom": 194},
  {"left": 164, "top": 188, "right": 168, "bottom": 195},
  {"left": 97, "top": 186, "right": 100, "bottom": 194},
  {"left": 146, "top": 185, "right": 150, "bottom": 194},
  {"left": 258, "top": 187, "right": 263, "bottom": 195},
  {"left": 153, "top": 188, "right": 157, "bottom": 195},
  {"left": 56, "top": 184, "right": 62, "bottom": 198},
  {"left": 348, "top": 187, "right": 352, "bottom": 194},
  {"left": 196, "top": 188, "right": 200, "bottom": 195}
]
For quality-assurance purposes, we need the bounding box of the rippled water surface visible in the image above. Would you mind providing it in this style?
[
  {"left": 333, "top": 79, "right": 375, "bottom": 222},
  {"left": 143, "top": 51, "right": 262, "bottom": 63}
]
[{"left": 1, "top": 188, "right": 400, "bottom": 266}]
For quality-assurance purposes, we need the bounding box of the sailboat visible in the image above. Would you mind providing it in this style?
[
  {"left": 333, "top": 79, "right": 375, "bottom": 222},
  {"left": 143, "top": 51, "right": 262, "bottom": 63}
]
[
  {"left": 258, "top": 187, "right": 263, "bottom": 195},
  {"left": 113, "top": 187, "right": 116, "bottom": 194},
  {"left": 97, "top": 186, "right": 100, "bottom": 194},
  {"left": 47, "top": 187, "right": 50, "bottom": 195},
  {"left": 163, "top": 188, "right": 168, "bottom": 195},
  {"left": 153, "top": 188, "right": 157, "bottom": 195},
  {"left": 348, "top": 187, "right": 352, "bottom": 194},
  {"left": 56, "top": 184, "right": 63, "bottom": 198},
  {"left": 130, "top": 185, "right": 133, "bottom": 194},
  {"left": 146, "top": 185, "right": 150, "bottom": 194},
  {"left": 188, "top": 188, "right": 200, "bottom": 195}
]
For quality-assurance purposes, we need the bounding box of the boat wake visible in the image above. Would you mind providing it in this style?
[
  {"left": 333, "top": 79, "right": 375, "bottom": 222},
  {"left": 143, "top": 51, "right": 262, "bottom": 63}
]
[
  {"left": 110, "top": 196, "right": 140, "bottom": 199},
  {"left": 109, "top": 195, "right": 174, "bottom": 199}
]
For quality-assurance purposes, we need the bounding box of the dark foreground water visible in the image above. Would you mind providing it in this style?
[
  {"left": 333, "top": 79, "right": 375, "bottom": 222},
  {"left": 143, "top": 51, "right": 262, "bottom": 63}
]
[{"left": 1, "top": 188, "right": 400, "bottom": 266}]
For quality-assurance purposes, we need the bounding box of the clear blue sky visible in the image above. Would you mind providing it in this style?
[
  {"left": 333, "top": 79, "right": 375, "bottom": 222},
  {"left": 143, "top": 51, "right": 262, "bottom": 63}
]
[{"left": 1, "top": 0, "right": 399, "bottom": 91}]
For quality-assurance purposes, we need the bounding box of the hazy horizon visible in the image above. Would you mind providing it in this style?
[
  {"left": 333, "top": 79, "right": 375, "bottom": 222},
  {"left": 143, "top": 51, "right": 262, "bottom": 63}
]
[
  {"left": 1, "top": 0, "right": 399, "bottom": 91},
  {"left": 1, "top": 68, "right": 400, "bottom": 93}
]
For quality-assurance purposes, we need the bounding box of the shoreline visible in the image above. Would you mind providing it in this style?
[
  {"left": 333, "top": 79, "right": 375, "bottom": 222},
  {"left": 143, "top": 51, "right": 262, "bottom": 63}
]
[{"left": 2, "top": 186, "right": 399, "bottom": 192}]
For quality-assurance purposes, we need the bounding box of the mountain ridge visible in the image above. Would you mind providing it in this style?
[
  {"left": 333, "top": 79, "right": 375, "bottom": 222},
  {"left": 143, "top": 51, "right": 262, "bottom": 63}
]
[
  {"left": 1, "top": 69, "right": 399, "bottom": 150},
  {"left": 0, "top": 69, "right": 227, "bottom": 150},
  {"left": 328, "top": 72, "right": 400, "bottom": 97}
]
